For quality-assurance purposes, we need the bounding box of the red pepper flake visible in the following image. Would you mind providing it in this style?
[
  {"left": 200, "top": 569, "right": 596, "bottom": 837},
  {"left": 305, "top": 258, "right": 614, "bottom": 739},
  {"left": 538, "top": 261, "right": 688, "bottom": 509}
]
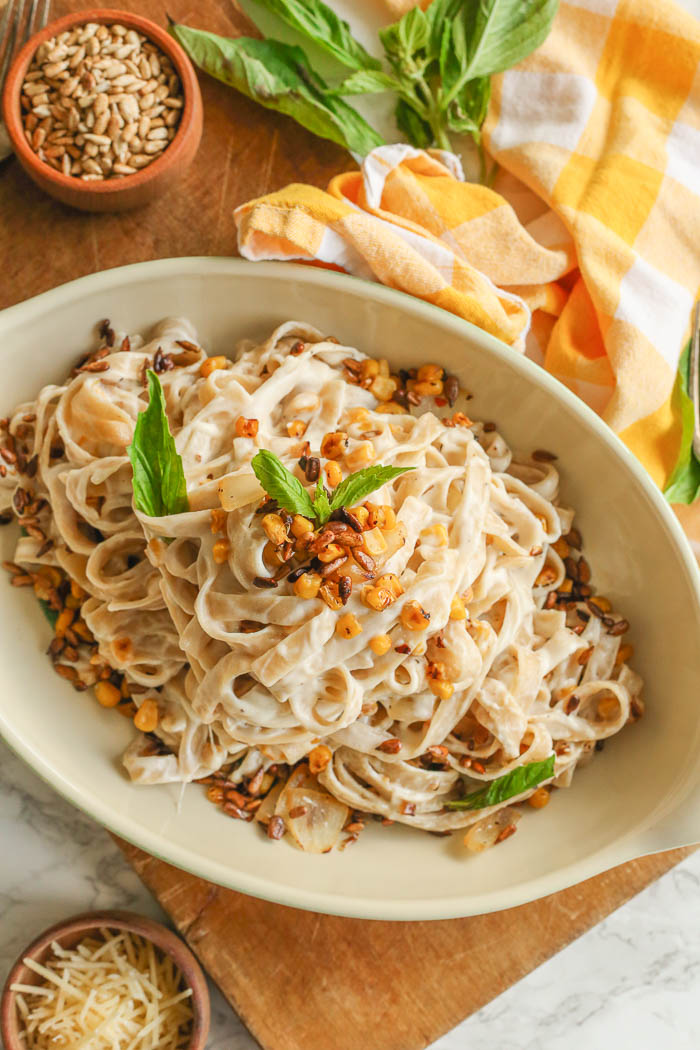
[
  {"left": 434, "top": 396, "right": 448, "bottom": 407},
  {"left": 378, "top": 738, "right": 402, "bottom": 754},
  {"left": 495, "top": 824, "right": 517, "bottom": 844},
  {"left": 394, "top": 643, "right": 410, "bottom": 654}
]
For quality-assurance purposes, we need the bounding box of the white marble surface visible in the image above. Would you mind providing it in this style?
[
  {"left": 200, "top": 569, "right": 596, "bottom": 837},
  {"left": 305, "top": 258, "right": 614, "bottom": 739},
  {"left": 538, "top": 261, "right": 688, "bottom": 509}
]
[{"left": 1, "top": 735, "right": 698, "bottom": 1049}]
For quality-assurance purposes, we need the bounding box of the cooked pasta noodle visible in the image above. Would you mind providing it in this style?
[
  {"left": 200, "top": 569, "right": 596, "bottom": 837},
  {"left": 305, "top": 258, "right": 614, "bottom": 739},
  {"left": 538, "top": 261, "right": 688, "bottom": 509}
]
[{"left": 0, "top": 318, "right": 644, "bottom": 845}]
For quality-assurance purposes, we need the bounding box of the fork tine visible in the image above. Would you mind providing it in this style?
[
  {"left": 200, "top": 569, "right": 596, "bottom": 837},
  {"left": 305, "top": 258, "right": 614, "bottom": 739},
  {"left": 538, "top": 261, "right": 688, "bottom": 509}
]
[
  {"left": 25, "top": 0, "right": 39, "bottom": 42},
  {"left": 0, "top": 0, "right": 20, "bottom": 96}
]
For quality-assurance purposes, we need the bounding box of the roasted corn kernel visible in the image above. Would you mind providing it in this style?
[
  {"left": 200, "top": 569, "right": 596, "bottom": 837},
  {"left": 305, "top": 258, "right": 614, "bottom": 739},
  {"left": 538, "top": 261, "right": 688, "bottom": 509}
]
[
  {"left": 261, "top": 513, "right": 288, "bottom": 546},
  {"left": 287, "top": 419, "right": 307, "bottom": 438},
  {"left": 133, "top": 698, "right": 159, "bottom": 733},
  {"left": 370, "top": 633, "right": 392, "bottom": 655},
  {"left": 336, "top": 613, "right": 363, "bottom": 639},
  {"left": 346, "top": 441, "right": 376, "bottom": 471},
  {"left": 294, "top": 572, "right": 322, "bottom": 599},
  {"left": 321, "top": 431, "right": 349, "bottom": 459},
  {"left": 95, "top": 681, "right": 121, "bottom": 708},
  {"left": 400, "top": 600, "right": 431, "bottom": 631},
  {"left": 212, "top": 539, "right": 230, "bottom": 564},
  {"left": 308, "top": 744, "right": 332, "bottom": 774},
  {"left": 235, "top": 416, "right": 259, "bottom": 438},
  {"left": 200, "top": 356, "right": 227, "bottom": 378},
  {"left": 324, "top": 461, "right": 343, "bottom": 487},
  {"left": 290, "top": 514, "right": 314, "bottom": 539},
  {"left": 450, "top": 595, "right": 467, "bottom": 620}
]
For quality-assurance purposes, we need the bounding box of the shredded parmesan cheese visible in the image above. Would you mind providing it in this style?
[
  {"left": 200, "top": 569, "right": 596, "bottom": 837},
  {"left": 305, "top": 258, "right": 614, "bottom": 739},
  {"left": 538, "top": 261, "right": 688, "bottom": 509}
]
[{"left": 11, "top": 929, "right": 193, "bottom": 1050}]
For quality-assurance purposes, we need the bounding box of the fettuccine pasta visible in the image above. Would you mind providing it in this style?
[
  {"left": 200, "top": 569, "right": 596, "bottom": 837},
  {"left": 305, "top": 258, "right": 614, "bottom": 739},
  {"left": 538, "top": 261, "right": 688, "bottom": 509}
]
[{"left": 0, "top": 318, "right": 644, "bottom": 851}]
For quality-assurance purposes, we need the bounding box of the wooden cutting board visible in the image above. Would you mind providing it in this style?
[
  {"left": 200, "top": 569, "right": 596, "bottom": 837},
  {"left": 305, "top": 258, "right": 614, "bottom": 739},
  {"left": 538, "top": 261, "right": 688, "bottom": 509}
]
[
  {"left": 1, "top": 2, "right": 696, "bottom": 1047},
  {"left": 114, "top": 840, "right": 694, "bottom": 1050}
]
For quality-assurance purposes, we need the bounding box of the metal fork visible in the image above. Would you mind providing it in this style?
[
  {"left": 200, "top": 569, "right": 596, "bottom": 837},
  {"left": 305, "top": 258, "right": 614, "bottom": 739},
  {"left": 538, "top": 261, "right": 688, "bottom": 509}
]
[
  {"left": 691, "top": 301, "right": 700, "bottom": 460},
  {"left": 0, "top": 0, "right": 52, "bottom": 161}
]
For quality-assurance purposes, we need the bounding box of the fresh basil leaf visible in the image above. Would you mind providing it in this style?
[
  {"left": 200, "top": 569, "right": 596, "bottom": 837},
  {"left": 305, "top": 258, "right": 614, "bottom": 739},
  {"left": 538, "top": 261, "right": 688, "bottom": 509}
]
[
  {"left": 251, "top": 449, "right": 316, "bottom": 518},
  {"left": 169, "top": 24, "right": 384, "bottom": 156},
  {"left": 446, "top": 755, "right": 555, "bottom": 810},
  {"left": 450, "top": 0, "right": 559, "bottom": 85},
  {"left": 248, "top": 0, "right": 380, "bottom": 71},
  {"left": 313, "top": 477, "right": 332, "bottom": 526},
  {"left": 331, "top": 69, "right": 401, "bottom": 97},
  {"left": 664, "top": 340, "right": 700, "bottom": 504},
  {"left": 426, "top": 0, "right": 468, "bottom": 55},
  {"left": 329, "top": 465, "right": 413, "bottom": 512},
  {"left": 379, "top": 5, "right": 432, "bottom": 81},
  {"left": 39, "top": 599, "right": 58, "bottom": 628},
  {"left": 445, "top": 76, "right": 492, "bottom": 138},
  {"left": 127, "top": 371, "right": 189, "bottom": 518},
  {"left": 395, "top": 98, "right": 432, "bottom": 149}
]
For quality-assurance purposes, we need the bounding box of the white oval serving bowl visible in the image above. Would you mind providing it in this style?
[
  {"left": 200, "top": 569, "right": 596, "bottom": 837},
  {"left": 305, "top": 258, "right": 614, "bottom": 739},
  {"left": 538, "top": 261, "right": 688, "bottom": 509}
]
[{"left": 0, "top": 258, "right": 698, "bottom": 920}]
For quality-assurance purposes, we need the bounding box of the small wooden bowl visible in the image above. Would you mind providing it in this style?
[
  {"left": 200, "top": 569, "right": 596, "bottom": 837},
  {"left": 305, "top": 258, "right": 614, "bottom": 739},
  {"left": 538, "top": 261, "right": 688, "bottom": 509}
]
[
  {"left": 0, "top": 910, "right": 210, "bottom": 1050},
  {"left": 2, "top": 9, "right": 203, "bottom": 211}
]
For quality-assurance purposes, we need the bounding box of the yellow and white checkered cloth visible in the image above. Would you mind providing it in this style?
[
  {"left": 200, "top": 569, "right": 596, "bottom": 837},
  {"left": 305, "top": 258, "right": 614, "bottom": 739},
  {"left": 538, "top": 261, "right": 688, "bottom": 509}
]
[{"left": 234, "top": 0, "right": 700, "bottom": 526}]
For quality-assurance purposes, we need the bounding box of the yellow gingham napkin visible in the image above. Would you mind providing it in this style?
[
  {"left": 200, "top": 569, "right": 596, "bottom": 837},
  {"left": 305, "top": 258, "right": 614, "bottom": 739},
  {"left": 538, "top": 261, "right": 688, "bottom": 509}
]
[{"left": 234, "top": 0, "right": 700, "bottom": 525}]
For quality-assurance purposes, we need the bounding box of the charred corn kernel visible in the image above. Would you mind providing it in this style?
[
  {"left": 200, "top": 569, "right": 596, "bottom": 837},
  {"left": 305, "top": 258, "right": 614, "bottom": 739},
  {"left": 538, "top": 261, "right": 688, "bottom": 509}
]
[
  {"left": 210, "top": 508, "right": 227, "bottom": 534},
  {"left": 370, "top": 375, "right": 398, "bottom": 402},
  {"left": 370, "top": 633, "right": 392, "bottom": 655},
  {"left": 294, "top": 572, "right": 322, "bottom": 599},
  {"left": 262, "top": 513, "right": 288, "bottom": 546},
  {"left": 286, "top": 419, "right": 307, "bottom": 438},
  {"left": 55, "top": 608, "right": 75, "bottom": 638},
  {"left": 452, "top": 412, "right": 472, "bottom": 427},
  {"left": 35, "top": 566, "right": 62, "bottom": 588},
  {"left": 375, "top": 573, "right": 403, "bottom": 598},
  {"left": 590, "top": 595, "right": 612, "bottom": 613},
  {"left": 324, "top": 461, "right": 343, "bottom": 487},
  {"left": 558, "top": 578, "right": 573, "bottom": 595},
  {"left": 615, "top": 643, "right": 634, "bottom": 665},
  {"left": 552, "top": 537, "right": 570, "bottom": 557},
  {"left": 414, "top": 378, "right": 444, "bottom": 397},
  {"left": 321, "top": 431, "right": 348, "bottom": 459},
  {"left": 382, "top": 506, "right": 397, "bottom": 530},
  {"left": 401, "top": 600, "right": 431, "bottom": 631},
  {"left": 336, "top": 613, "right": 363, "bottom": 639},
  {"left": 70, "top": 579, "right": 86, "bottom": 600},
  {"left": 350, "top": 505, "right": 370, "bottom": 528},
  {"left": 360, "top": 359, "right": 380, "bottom": 381},
  {"left": 429, "top": 679, "right": 454, "bottom": 700},
  {"left": 262, "top": 541, "right": 284, "bottom": 568},
  {"left": 94, "top": 680, "right": 121, "bottom": 708},
  {"left": 291, "top": 514, "right": 314, "bottom": 539},
  {"left": 200, "top": 355, "right": 227, "bottom": 378},
  {"left": 212, "top": 539, "right": 230, "bottom": 564},
  {"left": 116, "top": 701, "right": 137, "bottom": 719},
  {"left": 417, "top": 364, "right": 444, "bottom": 383},
  {"left": 421, "top": 523, "right": 448, "bottom": 545},
  {"left": 528, "top": 787, "right": 550, "bottom": 809},
  {"left": 346, "top": 441, "right": 375, "bottom": 471},
  {"left": 597, "top": 694, "right": 619, "bottom": 719},
  {"left": 362, "top": 527, "right": 387, "bottom": 558},
  {"left": 450, "top": 595, "right": 467, "bottom": 620},
  {"left": 535, "top": 565, "right": 558, "bottom": 586},
  {"left": 319, "top": 582, "right": 344, "bottom": 610},
  {"left": 134, "top": 698, "right": 159, "bottom": 733},
  {"left": 235, "top": 416, "right": 259, "bottom": 438},
  {"left": 379, "top": 401, "right": 408, "bottom": 414},
  {"left": 317, "top": 542, "right": 345, "bottom": 563},
  {"left": 348, "top": 406, "right": 370, "bottom": 425},
  {"left": 363, "top": 586, "right": 394, "bottom": 611},
  {"left": 308, "top": 744, "right": 332, "bottom": 774},
  {"left": 72, "top": 620, "right": 94, "bottom": 643}
]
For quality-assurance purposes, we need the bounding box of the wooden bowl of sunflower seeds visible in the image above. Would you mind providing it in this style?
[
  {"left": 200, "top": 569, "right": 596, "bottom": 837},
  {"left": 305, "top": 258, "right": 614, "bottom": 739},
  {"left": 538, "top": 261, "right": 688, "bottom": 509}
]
[{"left": 2, "top": 8, "right": 203, "bottom": 211}]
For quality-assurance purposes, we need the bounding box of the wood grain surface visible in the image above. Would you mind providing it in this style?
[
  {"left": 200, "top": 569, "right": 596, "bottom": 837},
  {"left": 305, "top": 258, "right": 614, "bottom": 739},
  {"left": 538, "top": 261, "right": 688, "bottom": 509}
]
[
  {"left": 2, "top": 4, "right": 696, "bottom": 1049},
  {"left": 116, "top": 839, "right": 694, "bottom": 1050},
  {"left": 1, "top": 0, "right": 348, "bottom": 311}
]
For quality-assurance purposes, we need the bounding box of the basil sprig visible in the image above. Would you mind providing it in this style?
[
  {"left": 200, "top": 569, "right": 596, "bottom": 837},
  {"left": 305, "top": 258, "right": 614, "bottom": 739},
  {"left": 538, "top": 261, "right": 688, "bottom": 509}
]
[
  {"left": 170, "top": 0, "right": 558, "bottom": 165},
  {"left": 168, "top": 24, "right": 384, "bottom": 157},
  {"left": 663, "top": 339, "right": 700, "bottom": 505},
  {"left": 127, "top": 371, "right": 189, "bottom": 517},
  {"left": 446, "top": 755, "right": 555, "bottom": 811},
  {"left": 252, "top": 449, "right": 412, "bottom": 526}
]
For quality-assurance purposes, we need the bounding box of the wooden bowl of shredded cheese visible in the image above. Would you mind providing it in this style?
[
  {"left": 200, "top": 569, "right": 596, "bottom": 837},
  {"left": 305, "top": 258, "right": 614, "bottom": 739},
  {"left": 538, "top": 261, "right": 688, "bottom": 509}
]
[{"left": 0, "top": 910, "right": 210, "bottom": 1050}]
